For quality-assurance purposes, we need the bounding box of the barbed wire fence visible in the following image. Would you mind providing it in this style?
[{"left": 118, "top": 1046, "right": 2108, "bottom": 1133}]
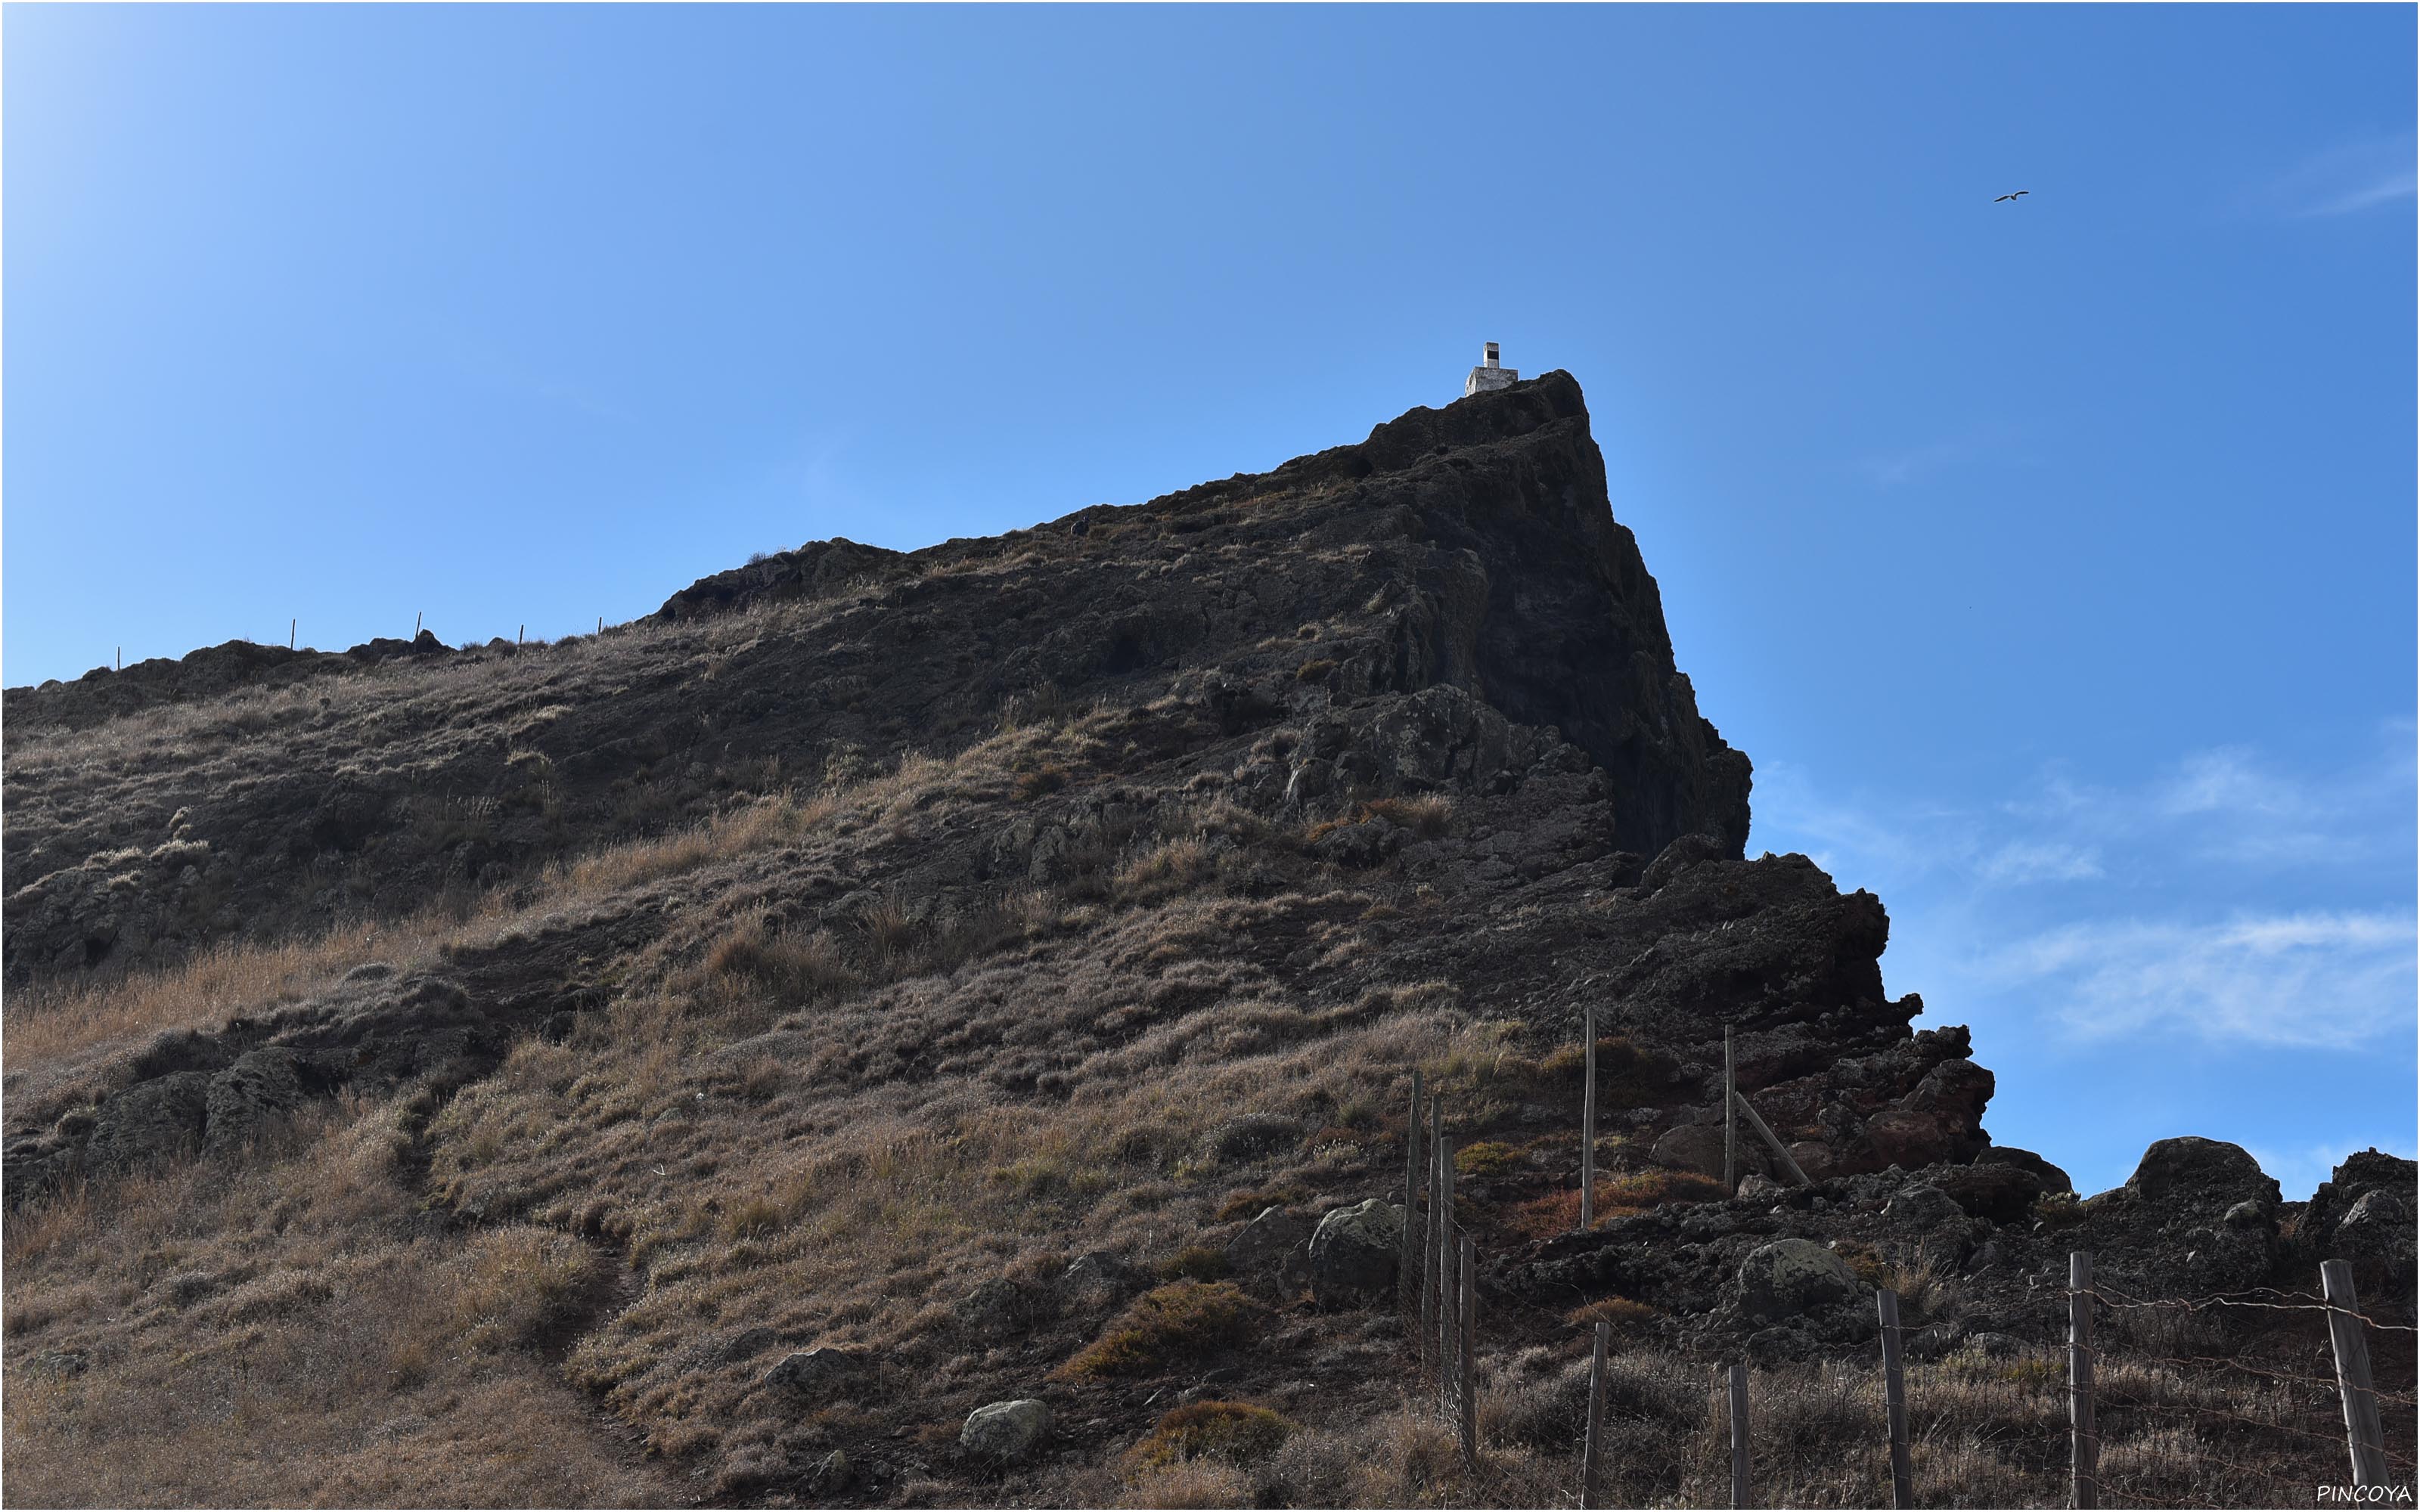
[{"left": 1395, "top": 1033, "right": 2413, "bottom": 1508}]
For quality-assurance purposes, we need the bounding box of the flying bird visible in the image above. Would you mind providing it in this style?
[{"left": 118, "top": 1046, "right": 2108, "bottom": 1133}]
[{"left": 1993, "top": 190, "right": 2031, "bottom": 203}]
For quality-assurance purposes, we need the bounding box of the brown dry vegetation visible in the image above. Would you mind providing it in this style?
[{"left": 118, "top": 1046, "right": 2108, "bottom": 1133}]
[{"left": 8, "top": 686, "right": 2407, "bottom": 1505}]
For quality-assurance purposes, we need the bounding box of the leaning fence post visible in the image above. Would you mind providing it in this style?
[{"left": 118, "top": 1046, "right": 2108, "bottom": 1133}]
[
  {"left": 1457, "top": 1232, "right": 1478, "bottom": 1467},
  {"left": 289, "top": 617, "right": 296, "bottom": 650},
  {"left": 2069, "top": 1252, "right": 2098, "bottom": 1510},
  {"left": 2321, "top": 1259, "right": 2390, "bottom": 1487},
  {"left": 1878, "top": 1288, "right": 1913, "bottom": 1507},
  {"left": 1727, "top": 1362, "right": 1751, "bottom": 1508},
  {"left": 1731, "top": 1091, "right": 1813, "bottom": 1187},
  {"left": 1401, "top": 1070, "right": 1424, "bottom": 1312},
  {"left": 1581, "top": 1004, "right": 1598, "bottom": 1230},
  {"left": 1581, "top": 1318, "right": 1610, "bottom": 1508},
  {"left": 1723, "top": 1024, "right": 1738, "bottom": 1195}
]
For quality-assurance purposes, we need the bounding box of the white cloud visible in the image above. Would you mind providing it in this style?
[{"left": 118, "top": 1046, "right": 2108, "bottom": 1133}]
[
  {"left": 1981, "top": 909, "right": 2417, "bottom": 1050},
  {"left": 1976, "top": 840, "right": 2103, "bottom": 885},
  {"left": 1748, "top": 724, "right": 2417, "bottom": 1052},
  {"left": 2249, "top": 133, "right": 2418, "bottom": 219}
]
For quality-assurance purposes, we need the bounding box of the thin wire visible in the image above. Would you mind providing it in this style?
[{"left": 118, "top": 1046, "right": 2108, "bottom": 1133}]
[{"left": 2078, "top": 1281, "right": 2420, "bottom": 1334}]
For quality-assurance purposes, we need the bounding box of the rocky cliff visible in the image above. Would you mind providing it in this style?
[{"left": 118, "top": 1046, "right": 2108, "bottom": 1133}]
[{"left": 2, "top": 373, "right": 2406, "bottom": 1507}]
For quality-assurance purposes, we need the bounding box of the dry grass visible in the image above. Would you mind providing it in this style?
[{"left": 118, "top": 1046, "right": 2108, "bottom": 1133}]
[
  {"left": 1128, "top": 1399, "right": 1298, "bottom": 1471},
  {"left": 1053, "top": 1281, "right": 1264, "bottom": 1380},
  {"left": 0, "top": 1098, "right": 672, "bottom": 1507},
  {"left": 17, "top": 649, "right": 2397, "bottom": 1507},
  {"left": 1563, "top": 1296, "right": 1661, "bottom": 1333}
]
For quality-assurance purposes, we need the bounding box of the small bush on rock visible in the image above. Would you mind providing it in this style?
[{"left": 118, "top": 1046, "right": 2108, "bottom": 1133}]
[
  {"left": 1129, "top": 1400, "right": 1296, "bottom": 1470},
  {"left": 1154, "top": 1245, "right": 1231, "bottom": 1283},
  {"left": 1454, "top": 1141, "right": 1522, "bottom": 1178},
  {"left": 1565, "top": 1297, "right": 1660, "bottom": 1333},
  {"left": 1052, "top": 1281, "right": 1261, "bottom": 1380}
]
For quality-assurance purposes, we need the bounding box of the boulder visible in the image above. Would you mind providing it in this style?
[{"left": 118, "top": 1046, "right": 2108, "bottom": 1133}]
[
  {"left": 1060, "top": 1251, "right": 1143, "bottom": 1312},
  {"left": 1738, "top": 1239, "right": 1860, "bottom": 1321},
  {"left": 954, "top": 1277, "right": 1050, "bottom": 1340},
  {"left": 1975, "top": 1145, "right": 2074, "bottom": 1195},
  {"left": 807, "top": 1449, "right": 852, "bottom": 1495},
  {"left": 203, "top": 1049, "right": 306, "bottom": 1154},
  {"left": 1789, "top": 1141, "right": 1839, "bottom": 1180},
  {"left": 1863, "top": 1060, "right": 1994, "bottom": 1169},
  {"left": 2306, "top": 1150, "right": 2418, "bottom": 1258},
  {"left": 1884, "top": 1184, "right": 1966, "bottom": 1233},
  {"left": 2332, "top": 1189, "right": 2415, "bottom": 1265},
  {"left": 1226, "top": 1205, "right": 1314, "bottom": 1287},
  {"left": 1737, "top": 1174, "right": 1784, "bottom": 1203},
  {"left": 1652, "top": 1123, "right": 1763, "bottom": 1181},
  {"left": 960, "top": 1399, "right": 1050, "bottom": 1462},
  {"left": 84, "top": 1070, "right": 211, "bottom": 1172},
  {"left": 759, "top": 1348, "right": 867, "bottom": 1398},
  {"left": 2126, "top": 1137, "right": 2279, "bottom": 1213},
  {"left": 1307, "top": 1198, "right": 1404, "bottom": 1304},
  {"left": 1929, "top": 1164, "right": 2046, "bottom": 1225}
]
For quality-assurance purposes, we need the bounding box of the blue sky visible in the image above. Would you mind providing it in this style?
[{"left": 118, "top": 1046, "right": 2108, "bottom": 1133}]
[{"left": 6, "top": 5, "right": 2412, "bottom": 1195}]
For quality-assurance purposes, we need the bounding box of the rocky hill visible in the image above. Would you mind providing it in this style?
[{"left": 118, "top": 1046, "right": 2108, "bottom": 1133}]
[{"left": 3, "top": 373, "right": 2409, "bottom": 1507}]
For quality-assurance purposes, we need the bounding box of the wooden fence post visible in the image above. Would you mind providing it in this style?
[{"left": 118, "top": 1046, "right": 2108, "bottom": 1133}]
[
  {"left": 1401, "top": 1070, "right": 1424, "bottom": 1312},
  {"left": 1727, "top": 1362, "right": 1751, "bottom": 1508},
  {"left": 1437, "top": 1130, "right": 1457, "bottom": 1414},
  {"left": 414, "top": 611, "right": 422, "bottom": 637},
  {"left": 1730, "top": 1092, "right": 1813, "bottom": 1187},
  {"left": 1581, "top": 1319, "right": 1609, "bottom": 1508},
  {"left": 1421, "top": 1099, "right": 1440, "bottom": 1383},
  {"left": 1723, "top": 1025, "right": 1737, "bottom": 1195},
  {"left": 1581, "top": 1003, "right": 1598, "bottom": 1230},
  {"left": 1457, "top": 1232, "right": 1478, "bottom": 1467},
  {"left": 1878, "top": 1288, "right": 1913, "bottom": 1508},
  {"left": 2069, "top": 1251, "right": 2097, "bottom": 1510},
  {"left": 2321, "top": 1259, "right": 2390, "bottom": 1487},
  {"left": 289, "top": 618, "right": 296, "bottom": 650}
]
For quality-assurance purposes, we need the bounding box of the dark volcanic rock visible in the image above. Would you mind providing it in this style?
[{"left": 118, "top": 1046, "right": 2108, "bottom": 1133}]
[
  {"left": 1975, "top": 1145, "right": 2073, "bottom": 1196},
  {"left": 5, "top": 372, "right": 1751, "bottom": 990}
]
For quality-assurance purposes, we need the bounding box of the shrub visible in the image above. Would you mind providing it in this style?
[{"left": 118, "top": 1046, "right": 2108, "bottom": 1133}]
[
  {"left": 1155, "top": 1245, "right": 1231, "bottom": 1283},
  {"left": 2033, "top": 1191, "right": 2086, "bottom": 1229},
  {"left": 1015, "top": 765, "right": 1071, "bottom": 801},
  {"left": 704, "top": 914, "right": 855, "bottom": 999},
  {"left": 1454, "top": 1141, "right": 1522, "bottom": 1179},
  {"left": 1053, "top": 1281, "right": 1261, "bottom": 1380},
  {"left": 1359, "top": 793, "right": 1452, "bottom": 838},
  {"left": 447, "top": 1225, "right": 598, "bottom": 1353},
  {"left": 1293, "top": 658, "right": 1338, "bottom": 683},
  {"left": 1115, "top": 839, "right": 1214, "bottom": 899},
  {"left": 721, "top": 1195, "right": 783, "bottom": 1241},
  {"left": 1599, "top": 1169, "right": 1727, "bottom": 1208},
  {"left": 1213, "top": 1188, "right": 1305, "bottom": 1223},
  {"left": 1830, "top": 1239, "right": 1896, "bottom": 1291},
  {"left": 1565, "top": 1297, "right": 1660, "bottom": 1333},
  {"left": 1534, "top": 1036, "right": 1672, "bottom": 1106},
  {"left": 1130, "top": 1400, "right": 1296, "bottom": 1470}
]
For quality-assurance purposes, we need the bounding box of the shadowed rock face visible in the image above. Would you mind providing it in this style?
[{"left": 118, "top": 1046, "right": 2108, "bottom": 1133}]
[{"left": 4, "top": 371, "right": 1748, "bottom": 986}]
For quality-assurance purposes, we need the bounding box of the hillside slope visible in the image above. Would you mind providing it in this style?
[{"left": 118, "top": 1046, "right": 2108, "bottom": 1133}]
[{"left": 4, "top": 374, "right": 2409, "bottom": 1507}]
